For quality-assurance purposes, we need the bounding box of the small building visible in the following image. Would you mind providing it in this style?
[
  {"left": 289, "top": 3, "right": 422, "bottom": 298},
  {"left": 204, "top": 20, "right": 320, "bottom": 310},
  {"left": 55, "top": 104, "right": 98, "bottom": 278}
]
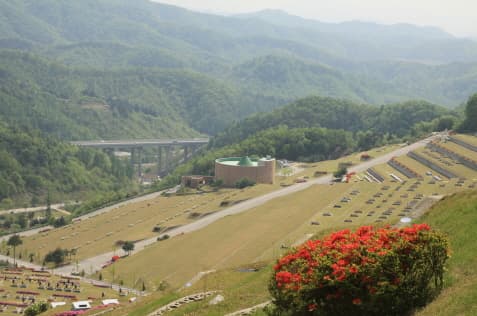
[
  {"left": 215, "top": 156, "right": 275, "bottom": 187},
  {"left": 72, "top": 301, "right": 91, "bottom": 310},
  {"left": 181, "top": 175, "right": 214, "bottom": 188}
]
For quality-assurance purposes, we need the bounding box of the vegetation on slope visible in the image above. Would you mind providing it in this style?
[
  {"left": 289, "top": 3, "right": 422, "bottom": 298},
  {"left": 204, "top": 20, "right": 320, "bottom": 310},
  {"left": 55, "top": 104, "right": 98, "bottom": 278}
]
[
  {"left": 415, "top": 190, "right": 477, "bottom": 315},
  {"left": 212, "top": 96, "right": 459, "bottom": 148},
  {"left": 0, "top": 50, "right": 243, "bottom": 137},
  {"left": 0, "top": 121, "right": 135, "bottom": 209},
  {"left": 459, "top": 93, "right": 477, "bottom": 132},
  {"left": 1, "top": 0, "right": 477, "bottom": 111}
]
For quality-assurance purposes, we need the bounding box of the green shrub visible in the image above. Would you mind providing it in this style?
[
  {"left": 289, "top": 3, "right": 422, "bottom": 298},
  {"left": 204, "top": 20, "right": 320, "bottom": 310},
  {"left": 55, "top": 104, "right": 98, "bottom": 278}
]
[
  {"left": 235, "top": 178, "right": 256, "bottom": 189},
  {"left": 269, "top": 224, "right": 448, "bottom": 316},
  {"left": 24, "top": 302, "right": 48, "bottom": 316}
]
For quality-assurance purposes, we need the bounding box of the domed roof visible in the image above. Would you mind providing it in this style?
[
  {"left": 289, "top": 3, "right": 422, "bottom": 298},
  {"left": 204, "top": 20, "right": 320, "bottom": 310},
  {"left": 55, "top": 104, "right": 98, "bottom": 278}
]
[{"left": 238, "top": 156, "right": 254, "bottom": 166}]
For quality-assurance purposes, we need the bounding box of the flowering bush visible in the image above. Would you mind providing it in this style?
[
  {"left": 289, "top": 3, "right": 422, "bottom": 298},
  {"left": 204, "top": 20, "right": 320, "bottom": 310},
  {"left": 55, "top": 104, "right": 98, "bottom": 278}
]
[{"left": 269, "top": 224, "right": 448, "bottom": 316}]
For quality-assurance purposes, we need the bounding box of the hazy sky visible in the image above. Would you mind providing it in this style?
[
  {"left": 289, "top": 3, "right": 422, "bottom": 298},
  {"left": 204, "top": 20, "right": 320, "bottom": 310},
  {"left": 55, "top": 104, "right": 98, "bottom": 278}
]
[{"left": 153, "top": 0, "right": 477, "bottom": 38}]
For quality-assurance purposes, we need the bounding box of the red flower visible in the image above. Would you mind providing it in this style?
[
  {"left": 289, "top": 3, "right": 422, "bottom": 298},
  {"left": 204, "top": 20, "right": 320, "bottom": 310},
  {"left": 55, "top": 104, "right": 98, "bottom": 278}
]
[
  {"left": 352, "top": 298, "right": 362, "bottom": 305},
  {"left": 349, "top": 266, "right": 358, "bottom": 274},
  {"left": 308, "top": 303, "right": 318, "bottom": 311}
]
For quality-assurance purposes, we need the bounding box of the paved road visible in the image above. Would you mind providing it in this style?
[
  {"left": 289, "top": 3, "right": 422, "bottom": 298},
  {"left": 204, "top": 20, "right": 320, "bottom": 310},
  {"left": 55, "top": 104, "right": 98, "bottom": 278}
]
[
  {"left": 55, "top": 135, "right": 438, "bottom": 274},
  {"left": 0, "top": 226, "right": 55, "bottom": 243},
  {"left": 0, "top": 203, "right": 65, "bottom": 216}
]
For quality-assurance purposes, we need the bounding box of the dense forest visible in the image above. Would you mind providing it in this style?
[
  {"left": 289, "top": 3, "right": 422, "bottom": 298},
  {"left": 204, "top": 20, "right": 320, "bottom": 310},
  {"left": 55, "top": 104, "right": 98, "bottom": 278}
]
[
  {"left": 211, "top": 96, "right": 459, "bottom": 148},
  {"left": 0, "top": 121, "right": 135, "bottom": 209},
  {"left": 0, "top": 0, "right": 477, "bottom": 119}
]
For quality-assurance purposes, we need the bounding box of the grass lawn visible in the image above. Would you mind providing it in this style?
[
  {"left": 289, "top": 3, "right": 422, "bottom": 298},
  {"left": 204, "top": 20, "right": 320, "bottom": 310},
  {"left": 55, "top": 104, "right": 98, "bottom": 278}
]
[
  {"left": 15, "top": 144, "right": 402, "bottom": 266},
  {"left": 14, "top": 185, "right": 282, "bottom": 264},
  {"left": 415, "top": 190, "right": 477, "bottom": 316},
  {"left": 100, "top": 184, "right": 349, "bottom": 289}
]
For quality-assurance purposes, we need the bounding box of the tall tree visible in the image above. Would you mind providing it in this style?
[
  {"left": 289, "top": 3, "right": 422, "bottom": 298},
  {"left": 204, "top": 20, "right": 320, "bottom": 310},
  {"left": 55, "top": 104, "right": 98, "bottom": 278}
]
[
  {"left": 122, "top": 241, "right": 135, "bottom": 256},
  {"left": 462, "top": 93, "right": 477, "bottom": 132},
  {"left": 7, "top": 235, "right": 22, "bottom": 265}
]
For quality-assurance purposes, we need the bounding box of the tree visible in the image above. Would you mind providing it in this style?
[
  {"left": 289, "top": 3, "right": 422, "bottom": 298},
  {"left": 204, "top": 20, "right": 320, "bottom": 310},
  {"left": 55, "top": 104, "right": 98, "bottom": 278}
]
[
  {"left": 461, "top": 93, "right": 477, "bottom": 132},
  {"left": 122, "top": 241, "right": 135, "bottom": 256},
  {"left": 7, "top": 235, "right": 22, "bottom": 265},
  {"left": 52, "top": 216, "right": 67, "bottom": 227},
  {"left": 44, "top": 248, "right": 66, "bottom": 267},
  {"left": 333, "top": 166, "right": 348, "bottom": 179},
  {"left": 45, "top": 189, "right": 52, "bottom": 220}
]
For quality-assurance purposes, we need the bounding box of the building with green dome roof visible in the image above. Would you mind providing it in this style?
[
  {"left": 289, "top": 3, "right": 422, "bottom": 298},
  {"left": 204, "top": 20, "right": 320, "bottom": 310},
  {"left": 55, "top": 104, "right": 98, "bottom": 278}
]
[{"left": 215, "top": 156, "right": 275, "bottom": 187}]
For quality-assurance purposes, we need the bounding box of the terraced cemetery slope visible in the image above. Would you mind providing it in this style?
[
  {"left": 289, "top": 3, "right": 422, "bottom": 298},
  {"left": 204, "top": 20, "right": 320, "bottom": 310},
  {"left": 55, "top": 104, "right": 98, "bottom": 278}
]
[
  {"left": 101, "top": 134, "right": 477, "bottom": 291},
  {"left": 5, "top": 133, "right": 477, "bottom": 316}
]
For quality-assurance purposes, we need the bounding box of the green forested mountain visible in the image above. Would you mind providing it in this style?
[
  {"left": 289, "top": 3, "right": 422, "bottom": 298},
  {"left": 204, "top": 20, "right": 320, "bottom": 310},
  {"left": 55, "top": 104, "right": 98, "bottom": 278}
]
[
  {"left": 0, "top": 0, "right": 476, "bottom": 113},
  {"left": 0, "top": 121, "right": 135, "bottom": 209},
  {"left": 0, "top": 0, "right": 475, "bottom": 207},
  {"left": 211, "top": 96, "right": 457, "bottom": 148},
  {"left": 0, "top": 50, "right": 259, "bottom": 137},
  {"left": 157, "top": 96, "right": 460, "bottom": 183}
]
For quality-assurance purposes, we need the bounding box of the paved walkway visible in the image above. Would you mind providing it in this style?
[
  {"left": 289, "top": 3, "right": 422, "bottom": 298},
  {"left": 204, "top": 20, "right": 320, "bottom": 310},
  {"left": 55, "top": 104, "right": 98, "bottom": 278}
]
[{"left": 0, "top": 204, "right": 65, "bottom": 216}]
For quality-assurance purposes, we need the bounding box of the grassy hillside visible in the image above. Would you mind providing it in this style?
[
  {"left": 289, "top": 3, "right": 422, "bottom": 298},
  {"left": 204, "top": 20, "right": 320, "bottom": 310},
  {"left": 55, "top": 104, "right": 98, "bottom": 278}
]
[
  {"left": 119, "top": 189, "right": 477, "bottom": 316},
  {"left": 415, "top": 190, "right": 477, "bottom": 315}
]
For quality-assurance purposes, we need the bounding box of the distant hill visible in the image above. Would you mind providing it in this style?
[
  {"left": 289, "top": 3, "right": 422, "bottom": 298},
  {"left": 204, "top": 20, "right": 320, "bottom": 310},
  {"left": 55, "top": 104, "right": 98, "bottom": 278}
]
[
  {"left": 0, "top": 0, "right": 477, "bottom": 143},
  {"left": 212, "top": 96, "right": 456, "bottom": 148},
  {"left": 0, "top": 51, "right": 250, "bottom": 137},
  {"left": 0, "top": 0, "right": 476, "bottom": 113}
]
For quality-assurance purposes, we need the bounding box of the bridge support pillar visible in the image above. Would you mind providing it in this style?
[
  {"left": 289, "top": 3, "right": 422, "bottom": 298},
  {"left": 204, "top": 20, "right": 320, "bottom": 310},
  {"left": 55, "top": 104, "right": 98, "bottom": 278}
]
[
  {"left": 157, "top": 146, "right": 163, "bottom": 176},
  {"left": 137, "top": 147, "right": 142, "bottom": 177},
  {"left": 165, "top": 146, "right": 172, "bottom": 172},
  {"left": 130, "top": 148, "right": 136, "bottom": 168},
  {"left": 184, "top": 146, "right": 189, "bottom": 161}
]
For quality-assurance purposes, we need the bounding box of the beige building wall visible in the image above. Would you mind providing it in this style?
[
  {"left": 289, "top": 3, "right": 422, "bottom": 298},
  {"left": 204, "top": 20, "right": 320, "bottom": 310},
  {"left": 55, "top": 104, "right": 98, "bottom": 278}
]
[{"left": 215, "top": 159, "right": 275, "bottom": 187}]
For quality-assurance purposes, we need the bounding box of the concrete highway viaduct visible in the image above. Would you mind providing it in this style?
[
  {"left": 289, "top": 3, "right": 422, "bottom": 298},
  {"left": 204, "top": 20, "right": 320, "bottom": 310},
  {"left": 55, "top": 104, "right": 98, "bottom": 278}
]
[{"left": 71, "top": 138, "right": 209, "bottom": 177}]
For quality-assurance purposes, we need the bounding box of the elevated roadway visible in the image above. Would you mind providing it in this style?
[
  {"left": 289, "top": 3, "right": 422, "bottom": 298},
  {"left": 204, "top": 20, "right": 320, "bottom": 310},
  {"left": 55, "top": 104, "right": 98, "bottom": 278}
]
[
  {"left": 70, "top": 138, "right": 209, "bottom": 149},
  {"left": 71, "top": 138, "right": 209, "bottom": 176}
]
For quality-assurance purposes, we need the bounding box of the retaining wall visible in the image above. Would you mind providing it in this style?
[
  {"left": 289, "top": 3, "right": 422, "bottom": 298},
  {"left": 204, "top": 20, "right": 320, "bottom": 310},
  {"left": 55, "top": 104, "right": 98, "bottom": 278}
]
[
  {"left": 367, "top": 168, "right": 384, "bottom": 182},
  {"left": 407, "top": 151, "right": 457, "bottom": 179},
  {"left": 449, "top": 137, "right": 477, "bottom": 152},
  {"left": 427, "top": 142, "right": 477, "bottom": 171},
  {"left": 387, "top": 159, "right": 419, "bottom": 178}
]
